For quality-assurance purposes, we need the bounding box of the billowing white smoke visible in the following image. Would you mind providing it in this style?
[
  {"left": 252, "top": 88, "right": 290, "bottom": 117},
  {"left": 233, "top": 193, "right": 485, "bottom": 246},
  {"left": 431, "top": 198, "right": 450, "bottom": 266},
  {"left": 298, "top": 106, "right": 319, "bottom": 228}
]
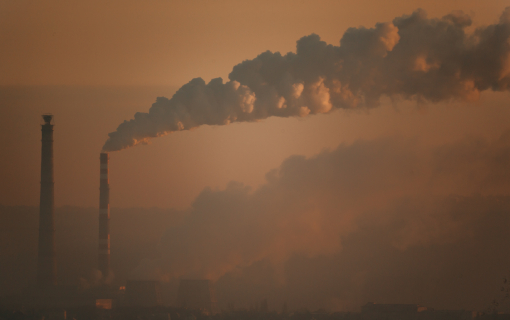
[{"left": 103, "top": 8, "right": 510, "bottom": 152}]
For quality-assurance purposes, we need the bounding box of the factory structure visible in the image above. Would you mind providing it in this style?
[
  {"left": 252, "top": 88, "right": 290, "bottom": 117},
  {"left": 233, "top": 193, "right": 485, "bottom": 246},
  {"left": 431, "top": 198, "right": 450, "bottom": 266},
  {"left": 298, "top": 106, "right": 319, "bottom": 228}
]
[
  {"left": 177, "top": 279, "right": 216, "bottom": 312},
  {"left": 36, "top": 115, "right": 114, "bottom": 288},
  {"left": 0, "top": 115, "right": 216, "bottom": 318}
]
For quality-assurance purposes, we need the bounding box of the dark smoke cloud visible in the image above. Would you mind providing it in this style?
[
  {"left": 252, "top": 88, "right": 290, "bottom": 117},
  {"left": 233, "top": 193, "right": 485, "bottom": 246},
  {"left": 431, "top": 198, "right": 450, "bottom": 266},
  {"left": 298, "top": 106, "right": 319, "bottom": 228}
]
[
  {"left": 213, "top": 194, "right": 510, "bottom": 312},
  {"left": 103, "top": 8, "right": 510, "bottom": 151},
  {"left": 159, "top": 131, "right": 510, "bottom": 278},
  {"left": 153, "top": 131, "right": 510, "bottom": 310}
]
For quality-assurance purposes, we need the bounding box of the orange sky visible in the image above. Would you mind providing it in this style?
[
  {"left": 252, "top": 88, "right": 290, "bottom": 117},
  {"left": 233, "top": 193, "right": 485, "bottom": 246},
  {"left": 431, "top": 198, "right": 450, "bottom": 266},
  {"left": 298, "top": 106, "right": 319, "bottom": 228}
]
[
  {"left": 1, "top": 0, "right": 510, "bottom": 209},
  {"left": 1, "top": 0, "right": 507, "bottom": 86}
]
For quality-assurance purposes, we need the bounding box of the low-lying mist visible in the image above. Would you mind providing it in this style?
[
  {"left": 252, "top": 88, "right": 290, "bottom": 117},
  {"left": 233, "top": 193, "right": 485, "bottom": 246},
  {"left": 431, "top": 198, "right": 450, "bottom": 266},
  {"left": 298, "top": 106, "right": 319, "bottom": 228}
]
[{"left": 3, "top": 132, "right": 510, "bottom": 312}]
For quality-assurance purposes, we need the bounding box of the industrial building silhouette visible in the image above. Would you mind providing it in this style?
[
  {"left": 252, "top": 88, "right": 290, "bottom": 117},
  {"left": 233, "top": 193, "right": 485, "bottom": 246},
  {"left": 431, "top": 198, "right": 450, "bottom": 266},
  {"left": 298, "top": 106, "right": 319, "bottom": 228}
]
[{"left": 177, "top": 279, "right": 217, "bottom": 313}]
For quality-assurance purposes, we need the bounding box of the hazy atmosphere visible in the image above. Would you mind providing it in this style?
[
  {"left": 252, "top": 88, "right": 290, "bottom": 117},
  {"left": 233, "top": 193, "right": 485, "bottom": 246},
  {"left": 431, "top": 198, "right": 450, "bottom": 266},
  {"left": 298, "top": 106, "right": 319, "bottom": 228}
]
[{"left": 2, "top": 0, "right": 510, "bottom": 315}]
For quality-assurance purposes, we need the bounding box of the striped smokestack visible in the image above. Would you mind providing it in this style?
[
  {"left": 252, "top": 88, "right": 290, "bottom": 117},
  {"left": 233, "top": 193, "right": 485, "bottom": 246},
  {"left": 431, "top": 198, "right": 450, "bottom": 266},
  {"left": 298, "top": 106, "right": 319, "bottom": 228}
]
[
  {"left": 99, "top": 153, "right": 110, "bottom": 278},
  {"left": 37, "top": 114, "right": 57, "bottom": 287}
]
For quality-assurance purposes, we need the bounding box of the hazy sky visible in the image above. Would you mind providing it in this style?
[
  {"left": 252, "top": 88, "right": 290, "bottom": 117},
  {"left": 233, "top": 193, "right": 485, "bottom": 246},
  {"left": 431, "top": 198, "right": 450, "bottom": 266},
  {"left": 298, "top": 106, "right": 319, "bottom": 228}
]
[
  {"left": 0, "top": 0, "right": 508, "bottom": 86},
  {"left": 1, "top": 0, "right": 510, "bottom": 209}
]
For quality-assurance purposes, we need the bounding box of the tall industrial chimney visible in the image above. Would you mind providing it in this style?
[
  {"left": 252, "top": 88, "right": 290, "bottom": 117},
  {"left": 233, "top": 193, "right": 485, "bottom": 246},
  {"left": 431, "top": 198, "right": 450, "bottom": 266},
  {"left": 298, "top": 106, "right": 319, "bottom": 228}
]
[
  {"left": 98, "top": 153, "right": 110, "bottom": 278},
  {"left": 37, "top": 114, "right": 57, "bottom": 287}
]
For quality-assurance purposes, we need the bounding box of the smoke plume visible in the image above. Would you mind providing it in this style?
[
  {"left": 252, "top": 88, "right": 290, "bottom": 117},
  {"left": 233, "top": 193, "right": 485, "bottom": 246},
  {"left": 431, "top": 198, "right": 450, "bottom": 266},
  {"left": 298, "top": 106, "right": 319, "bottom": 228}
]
[
  {"left": 155, "top": 131, "right": 510, "bottom": 310},
  {"left": 157, "top": 130, "right": 510, "bottom": 277},
  {"left": 103, "top": 8, "right": 510, "bottom": 151}
]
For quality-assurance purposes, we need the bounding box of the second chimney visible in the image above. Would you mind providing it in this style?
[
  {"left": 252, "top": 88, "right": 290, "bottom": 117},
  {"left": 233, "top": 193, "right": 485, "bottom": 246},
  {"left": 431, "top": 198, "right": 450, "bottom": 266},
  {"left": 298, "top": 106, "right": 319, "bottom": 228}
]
[{"left": 98, "top": 153, "right": 110, "bottom": 278}]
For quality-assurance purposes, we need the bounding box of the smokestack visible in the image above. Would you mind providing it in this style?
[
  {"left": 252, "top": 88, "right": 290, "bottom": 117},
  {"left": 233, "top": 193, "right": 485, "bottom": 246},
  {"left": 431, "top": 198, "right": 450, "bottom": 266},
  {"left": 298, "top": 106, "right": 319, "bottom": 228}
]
[
  {"left": 98, "top": 153, "right": 110, "bottom": 278},
  {"left": 37, "top": 114, "right": 57, "bottom": 287}
]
